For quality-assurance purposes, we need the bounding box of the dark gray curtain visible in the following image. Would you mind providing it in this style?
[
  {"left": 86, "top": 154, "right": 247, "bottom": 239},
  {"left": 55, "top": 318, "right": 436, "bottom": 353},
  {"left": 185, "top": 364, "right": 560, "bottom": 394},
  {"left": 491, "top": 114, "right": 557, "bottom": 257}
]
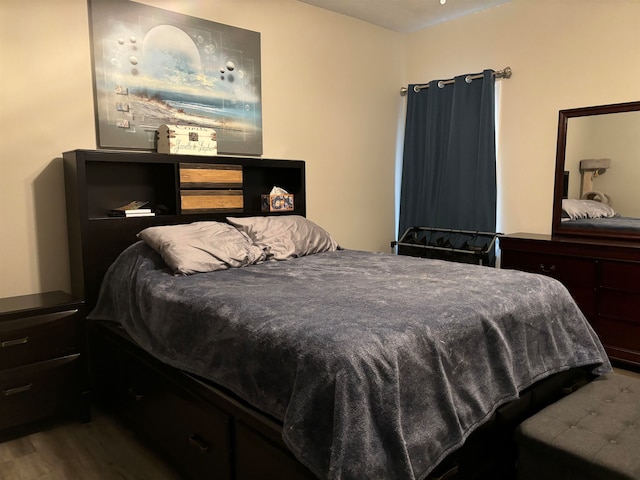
[{"left": 398, "top": 69, "right": 497, "bottom": 240}]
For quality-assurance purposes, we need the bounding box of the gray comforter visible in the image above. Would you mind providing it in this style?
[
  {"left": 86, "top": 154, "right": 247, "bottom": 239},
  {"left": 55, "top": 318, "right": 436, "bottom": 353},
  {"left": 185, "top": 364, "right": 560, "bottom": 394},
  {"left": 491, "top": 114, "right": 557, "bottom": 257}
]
[
  {"left": 565, "top": 216, "right": 640, "bottom": 232},
  {"left": 89, "top": 242, "right": 611, "bottom": 480}
]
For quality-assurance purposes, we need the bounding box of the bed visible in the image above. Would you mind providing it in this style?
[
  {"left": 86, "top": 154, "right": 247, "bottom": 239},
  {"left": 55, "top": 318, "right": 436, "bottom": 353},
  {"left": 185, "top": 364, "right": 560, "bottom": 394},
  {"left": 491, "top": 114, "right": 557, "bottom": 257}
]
[
  {"left": 561, "top": 198, "right": 640, "bottom": 232},
  {"left": 63, "top": 151, "right": 611, "bottom": 480},
  {"left": 85, "top": 215, "right": 611, "bottom": 480}
]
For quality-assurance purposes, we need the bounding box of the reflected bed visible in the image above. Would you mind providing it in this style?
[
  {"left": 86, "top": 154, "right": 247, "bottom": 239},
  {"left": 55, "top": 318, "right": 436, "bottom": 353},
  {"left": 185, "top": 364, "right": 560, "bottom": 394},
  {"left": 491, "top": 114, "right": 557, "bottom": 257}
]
[
  {"left": 561, "top": 198, "right": 640, "bottom": 232},
  {"left": 563, "top": 216, "right": 640, "bottom": 232}
]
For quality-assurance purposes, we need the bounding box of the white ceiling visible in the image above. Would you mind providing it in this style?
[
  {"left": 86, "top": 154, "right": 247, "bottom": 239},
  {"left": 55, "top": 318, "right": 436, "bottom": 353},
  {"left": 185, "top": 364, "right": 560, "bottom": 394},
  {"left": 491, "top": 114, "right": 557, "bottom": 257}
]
[{"left": 297, "top": 0, "right": 511, "bottom": 33}]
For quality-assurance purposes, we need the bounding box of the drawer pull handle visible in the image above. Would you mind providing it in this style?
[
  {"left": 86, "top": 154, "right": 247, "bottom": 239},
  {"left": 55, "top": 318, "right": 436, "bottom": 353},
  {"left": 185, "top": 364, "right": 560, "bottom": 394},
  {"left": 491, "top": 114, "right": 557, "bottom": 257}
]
[
  {"left": 189, "top": 434, "right": 211, "bottom": 453},
  {"left": 1, "top": 336, "right": 29, "bottom": 348},
  {"left": 539, "top": 264, "right": 556, "bottom": 274},
  {"left": 127, "top": 387, "right": 144, "bottom": 402},
  {"left": 3, "top": 383, "right": 32, "bottom": 396}
]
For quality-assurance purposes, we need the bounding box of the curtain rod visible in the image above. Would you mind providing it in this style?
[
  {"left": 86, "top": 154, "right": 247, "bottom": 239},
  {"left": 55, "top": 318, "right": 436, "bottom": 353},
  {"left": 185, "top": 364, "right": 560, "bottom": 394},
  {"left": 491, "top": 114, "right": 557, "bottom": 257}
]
[{"left": 400, "top": 66, "right": 512, "bottom": 96}]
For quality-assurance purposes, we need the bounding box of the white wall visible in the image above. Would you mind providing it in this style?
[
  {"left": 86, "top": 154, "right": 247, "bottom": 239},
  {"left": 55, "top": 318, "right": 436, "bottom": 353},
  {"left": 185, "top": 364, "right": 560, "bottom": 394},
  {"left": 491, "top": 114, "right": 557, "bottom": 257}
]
[
  {"left": 0, "top": 0, "right": 404, "bottom": 297},
  {"left": 405, "top": 0, "right": 640, "bottom": 237}
]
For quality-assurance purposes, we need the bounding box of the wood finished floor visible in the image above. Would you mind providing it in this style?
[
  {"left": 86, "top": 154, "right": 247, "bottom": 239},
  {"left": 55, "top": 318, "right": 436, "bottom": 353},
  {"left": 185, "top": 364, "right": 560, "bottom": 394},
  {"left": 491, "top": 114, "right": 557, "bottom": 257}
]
[
  {"left": 1, "top": 369, "right": 639, "bottom": 480},
  {"left": 615, "top": 366, "right": 640, "bottom": 380},
  {"left": 0, "top": 407, "right": 181, "bottom": 480}
]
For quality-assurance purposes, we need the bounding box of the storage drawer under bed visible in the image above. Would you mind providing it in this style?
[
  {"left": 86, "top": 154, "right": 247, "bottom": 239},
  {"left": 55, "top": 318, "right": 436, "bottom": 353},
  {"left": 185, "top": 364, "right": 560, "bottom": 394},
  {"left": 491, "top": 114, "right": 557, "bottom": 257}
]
[
  {"left": 501, "top": 251, "right": 595, "bottom": 285},
  {"left": 89, "top": 321, "right": 319, "bottom": 480},
  {"left": 120, "top": 350, "right": 233, "bottom": 480}
]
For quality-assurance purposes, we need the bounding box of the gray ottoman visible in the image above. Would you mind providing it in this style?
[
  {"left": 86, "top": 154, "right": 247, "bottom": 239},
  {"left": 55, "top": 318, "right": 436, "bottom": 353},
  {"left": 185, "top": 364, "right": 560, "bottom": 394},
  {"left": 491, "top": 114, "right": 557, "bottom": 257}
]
[{"left": 515, "top": 372, "right": 640, "bottom": 480}]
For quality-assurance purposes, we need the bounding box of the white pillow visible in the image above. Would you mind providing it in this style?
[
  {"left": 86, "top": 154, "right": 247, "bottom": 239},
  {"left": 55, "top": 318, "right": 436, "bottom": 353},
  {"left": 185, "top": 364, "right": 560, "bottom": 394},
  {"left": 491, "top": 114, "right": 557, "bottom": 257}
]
[
  {"left": 227, "top": 215, "right": 339, "bottom": 260},
  {"left": 562, "top": 199, "right": 618, "bottom": 220},
  {"left": 138, "top": 221, "right": 266, "bottom": 275}
]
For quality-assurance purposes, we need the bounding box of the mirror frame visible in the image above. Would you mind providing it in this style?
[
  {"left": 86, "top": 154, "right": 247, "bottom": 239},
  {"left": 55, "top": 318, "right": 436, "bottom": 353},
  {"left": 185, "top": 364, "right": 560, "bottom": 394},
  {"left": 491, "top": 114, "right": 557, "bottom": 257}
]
[{"left": 552, "top": 100, "right": 640, "bottom": 241}]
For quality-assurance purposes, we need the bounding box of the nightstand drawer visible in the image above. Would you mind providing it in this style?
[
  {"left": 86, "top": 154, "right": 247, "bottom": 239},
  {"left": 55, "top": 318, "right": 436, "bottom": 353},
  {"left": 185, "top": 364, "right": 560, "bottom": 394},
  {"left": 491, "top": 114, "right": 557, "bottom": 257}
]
[
  {"left": 0, "top": 309, "right": 79, "bottom": 369},
  {"left": 0, "top": 354, "right": 80, "bottom": 430}
]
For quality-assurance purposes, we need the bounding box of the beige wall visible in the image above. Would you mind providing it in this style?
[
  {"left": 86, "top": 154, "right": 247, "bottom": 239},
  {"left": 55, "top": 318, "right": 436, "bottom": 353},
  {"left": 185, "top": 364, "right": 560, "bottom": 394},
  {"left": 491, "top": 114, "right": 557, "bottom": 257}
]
[
  {"left": 0, "top": 0, "right": 404, "bottom": 297},
  {"left": 405, "top": 0, "right": 640, "bottom": 237},
  {"left": 2, "top": 0, "right": 640, "bottom": 298}
]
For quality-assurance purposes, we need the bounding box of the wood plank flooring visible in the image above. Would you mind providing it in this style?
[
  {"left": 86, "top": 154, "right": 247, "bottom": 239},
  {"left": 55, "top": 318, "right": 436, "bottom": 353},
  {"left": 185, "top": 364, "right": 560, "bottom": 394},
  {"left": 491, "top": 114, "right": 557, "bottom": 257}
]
[
  {"left": 615, "top": 366, "right": 640, "bottom": 380},
  {"left": 0, "top": 407, "right": 181, "bottom": 480}
]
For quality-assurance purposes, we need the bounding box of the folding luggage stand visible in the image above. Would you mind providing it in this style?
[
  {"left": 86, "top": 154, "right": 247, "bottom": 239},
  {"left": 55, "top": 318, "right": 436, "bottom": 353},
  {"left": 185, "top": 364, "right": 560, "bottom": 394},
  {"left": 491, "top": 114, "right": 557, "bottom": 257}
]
[{"left": 392, "top": 226, "right": 499, "bottom": 266}]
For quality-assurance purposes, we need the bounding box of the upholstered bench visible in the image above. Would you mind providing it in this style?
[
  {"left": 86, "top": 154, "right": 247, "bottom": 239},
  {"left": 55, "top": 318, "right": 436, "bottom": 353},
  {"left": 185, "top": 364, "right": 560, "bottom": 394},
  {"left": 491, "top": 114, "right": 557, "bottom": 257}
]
[{"left": 515, "top": 372, "right": 640, "bottom": 480}]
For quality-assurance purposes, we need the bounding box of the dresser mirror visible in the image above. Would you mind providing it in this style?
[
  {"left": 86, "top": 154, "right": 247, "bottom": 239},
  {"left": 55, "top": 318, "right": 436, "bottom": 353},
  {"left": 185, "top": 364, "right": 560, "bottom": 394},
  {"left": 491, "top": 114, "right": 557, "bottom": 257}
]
[{"left": 552, "top": 101, "right": 640, "bottom": 240}]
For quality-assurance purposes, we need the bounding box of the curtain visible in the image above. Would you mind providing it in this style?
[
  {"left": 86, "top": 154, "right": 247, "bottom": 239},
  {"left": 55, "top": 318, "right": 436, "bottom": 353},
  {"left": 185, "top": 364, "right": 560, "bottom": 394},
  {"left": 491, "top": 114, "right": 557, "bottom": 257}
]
[{"left": 398, "top": 70, "right": 497, "bottom": 243}]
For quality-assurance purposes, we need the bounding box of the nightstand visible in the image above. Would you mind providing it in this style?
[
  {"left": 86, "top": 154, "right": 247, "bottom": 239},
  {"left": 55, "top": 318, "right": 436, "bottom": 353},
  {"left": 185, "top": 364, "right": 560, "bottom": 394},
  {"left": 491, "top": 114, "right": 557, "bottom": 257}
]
[{"left": 0, "top": 291, "right": 87, "bottom": 435}]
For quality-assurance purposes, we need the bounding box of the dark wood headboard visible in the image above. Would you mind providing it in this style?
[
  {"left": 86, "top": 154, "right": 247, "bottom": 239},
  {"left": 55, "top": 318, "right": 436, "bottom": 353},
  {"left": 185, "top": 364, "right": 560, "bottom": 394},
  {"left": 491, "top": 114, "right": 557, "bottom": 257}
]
[{"left": 63, "top": 149, "right": 305, "bottom": 312}]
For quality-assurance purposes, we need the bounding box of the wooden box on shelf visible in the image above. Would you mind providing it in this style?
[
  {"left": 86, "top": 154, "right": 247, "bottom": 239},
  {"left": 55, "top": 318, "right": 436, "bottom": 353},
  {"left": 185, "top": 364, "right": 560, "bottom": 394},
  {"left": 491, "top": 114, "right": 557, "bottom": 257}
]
[
  {"left": 179, "top": 163, "right": 243, "bottom": 213},
  {"left": 181, "top": 190, "right": 244, "bottom": 213},
  {"left": 157, "top": 125, "right": 218, "bottom": 156}
]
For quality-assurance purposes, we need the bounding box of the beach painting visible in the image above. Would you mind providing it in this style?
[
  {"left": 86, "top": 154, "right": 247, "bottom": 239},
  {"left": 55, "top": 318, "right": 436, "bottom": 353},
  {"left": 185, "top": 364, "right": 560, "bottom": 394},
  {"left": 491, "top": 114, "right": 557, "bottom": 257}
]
[{"left": 89, "top": 0, "right": 262, "bottom": 155}]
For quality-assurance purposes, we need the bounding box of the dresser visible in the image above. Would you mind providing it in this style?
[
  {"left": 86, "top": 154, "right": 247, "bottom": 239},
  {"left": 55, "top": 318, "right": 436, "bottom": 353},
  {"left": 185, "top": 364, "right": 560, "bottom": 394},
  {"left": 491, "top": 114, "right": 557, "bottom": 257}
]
[
  {"left": 0, "top": 291, "right": 86, "bottom": 435},
  {"left": 500, "top": 233, "right": 640, "bottom": 368}
]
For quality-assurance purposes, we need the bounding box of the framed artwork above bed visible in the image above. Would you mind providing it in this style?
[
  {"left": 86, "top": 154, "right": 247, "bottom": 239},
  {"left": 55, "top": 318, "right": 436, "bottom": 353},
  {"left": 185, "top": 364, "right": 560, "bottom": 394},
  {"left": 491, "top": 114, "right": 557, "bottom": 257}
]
[{"left": 88, "top": 0, "right": 263, "bottom": 155}]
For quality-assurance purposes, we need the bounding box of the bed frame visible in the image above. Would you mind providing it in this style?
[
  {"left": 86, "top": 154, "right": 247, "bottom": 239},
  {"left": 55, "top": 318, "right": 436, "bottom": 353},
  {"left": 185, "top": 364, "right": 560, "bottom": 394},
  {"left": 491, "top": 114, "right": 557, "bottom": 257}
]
[{"left": 64, "top": 149, "right": 594, "bottom": 480}]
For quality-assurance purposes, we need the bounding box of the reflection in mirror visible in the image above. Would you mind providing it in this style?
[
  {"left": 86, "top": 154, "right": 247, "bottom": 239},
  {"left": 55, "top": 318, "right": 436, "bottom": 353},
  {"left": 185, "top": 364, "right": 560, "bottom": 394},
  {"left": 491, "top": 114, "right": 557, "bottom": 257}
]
[
  {"left": 565, "top": 111, "right": 640, "bottom": 216},
  {"left": 552, "top": 101, "right": 640, "bottom": 240}
]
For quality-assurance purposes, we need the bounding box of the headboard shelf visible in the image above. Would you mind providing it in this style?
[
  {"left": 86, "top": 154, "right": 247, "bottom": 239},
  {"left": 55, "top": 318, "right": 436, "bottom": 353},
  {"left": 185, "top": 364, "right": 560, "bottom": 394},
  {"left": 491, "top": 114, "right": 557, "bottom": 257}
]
[{"left": 63, "top": 149, "right": 306, "bottom": 311}]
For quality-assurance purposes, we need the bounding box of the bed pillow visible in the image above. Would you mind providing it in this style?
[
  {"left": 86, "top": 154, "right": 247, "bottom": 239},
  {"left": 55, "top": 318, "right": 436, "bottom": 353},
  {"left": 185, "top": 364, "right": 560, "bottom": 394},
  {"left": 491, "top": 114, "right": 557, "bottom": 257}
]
[
  {"left": 561, "top": 199, "right": 618, "bottom": 220},
  {"left": 227, "top": 215, "right": 339, "bottom": 260},
  {"left": 138, "top": 221, "right": 266, "bottom": 275}
]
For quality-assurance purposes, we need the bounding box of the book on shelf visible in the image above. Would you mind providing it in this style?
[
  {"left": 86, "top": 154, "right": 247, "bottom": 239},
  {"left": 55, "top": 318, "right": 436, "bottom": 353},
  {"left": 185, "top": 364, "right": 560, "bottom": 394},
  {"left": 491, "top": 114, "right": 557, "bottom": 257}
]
[
  {"left": 123, "top": 210, "right": 155, "bottom": 217},
  {"left": 108, "top": 200, "right": 154, "bottom": 217}
]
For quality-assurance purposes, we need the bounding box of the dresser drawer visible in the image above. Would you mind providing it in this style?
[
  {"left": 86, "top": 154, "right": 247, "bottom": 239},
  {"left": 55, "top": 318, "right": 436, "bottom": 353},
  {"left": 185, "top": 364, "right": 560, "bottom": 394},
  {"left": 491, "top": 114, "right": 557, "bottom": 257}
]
[
  {"left": 0, "top": 354, "right": 80, "bottom": 430},
  {"left": 567, "top": 287, "right": 596, "bottom": 317},
  {"left": 600, "top": 260, "right": 640, "bottom": 293},
  {"left": 500, "top": 234, "right": 640, "bottom": 368},
  {"left": 594, "top": 316, "right": 640, "bottom": 356},
  {"left": 502, "top": 251, "right": 596, "bottom": 287},
  {"left": 502, "top": 251, "right": 596, "bottom": 314},
  {"left": 599, "top": 290, "right": 640, "bottom": 322},
  {"left": 122, "top": 356, "right": 232, "bottom": 479},
  {"left": 0, "top": 309, "right": 79, "bottom": 369}
]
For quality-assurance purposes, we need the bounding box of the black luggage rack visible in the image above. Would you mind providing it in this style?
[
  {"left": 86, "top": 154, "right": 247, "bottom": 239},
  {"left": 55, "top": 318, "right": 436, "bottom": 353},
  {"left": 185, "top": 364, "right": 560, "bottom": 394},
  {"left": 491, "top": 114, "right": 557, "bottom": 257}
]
[{"left": 391, "top": 227, "right": 499, "bottom": 266}]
